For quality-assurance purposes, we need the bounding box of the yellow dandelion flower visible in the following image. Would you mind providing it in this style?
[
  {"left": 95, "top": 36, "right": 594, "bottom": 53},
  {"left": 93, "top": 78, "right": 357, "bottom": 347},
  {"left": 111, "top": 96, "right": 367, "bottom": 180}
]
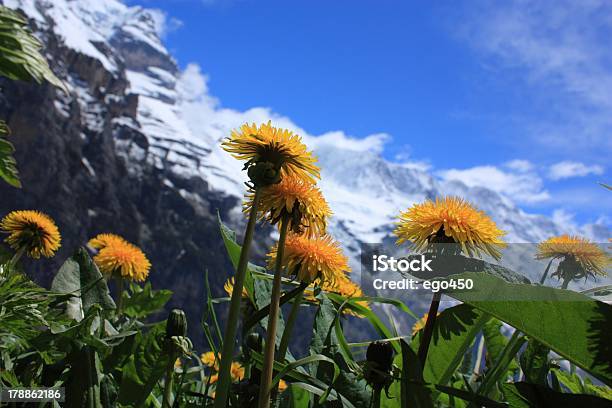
[
  {"left": 93, "top": 240, "right": 151, "bottom": 282},
  {"left": 174, "top": 358, "right": 182, "bottom": 369},
  {"left": 209, "top": 374, "right": 219, "bottom": 384},
  {"left": 200, "top": 351, "right": 220, "bottom": 368},
  {"left": 221, "top": 121, "right": 320, "bottom": 184},
  {"left": 0, "top": 210, "right": 61, "bottom": 258},
  {"left": 244, "top": 174, "right": 331, "bottom": 235},
  {"left": 224, "top": 277, "right": 249, "bottom": 299},
  {"left": 278, "top": 379, "right": 288, "bottom": 393},
  {"left": 268, "top": 233, "right": 350, "bottom": 285},
  {"left": 230, "top": 362, "right": 245, "bottom": 381},
  {"left": 411, "top": 312, "right": 440, "bottom": 337},
  {"left": 536, "top": 235, "right": 608, "bottom": 278},
  {"left": 88, "top": 233, "right": 127, "bottom": 250},
  {"left": 394, "top": 196, "right": 506, "bottom": 260}
]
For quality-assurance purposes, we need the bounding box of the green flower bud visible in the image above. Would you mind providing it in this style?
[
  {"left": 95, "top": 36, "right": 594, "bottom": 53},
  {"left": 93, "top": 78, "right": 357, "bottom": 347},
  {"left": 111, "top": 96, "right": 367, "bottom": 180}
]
[
  {"left": 247, "top": 161, "right": 281, "bottom": 188},
  {"left": 166, "top": 308, "right": 187, "bottom": 338}
]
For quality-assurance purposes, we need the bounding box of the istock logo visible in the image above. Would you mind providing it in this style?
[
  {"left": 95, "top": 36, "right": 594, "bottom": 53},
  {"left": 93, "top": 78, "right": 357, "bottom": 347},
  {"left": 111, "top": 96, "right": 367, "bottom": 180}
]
[{"left": 372, "top": 254, "right": 433, "bottom": 272}]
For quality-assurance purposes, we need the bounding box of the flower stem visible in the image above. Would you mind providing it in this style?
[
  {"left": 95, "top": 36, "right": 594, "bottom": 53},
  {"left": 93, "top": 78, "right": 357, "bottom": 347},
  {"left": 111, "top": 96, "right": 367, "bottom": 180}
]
[
  {"left": 271, "top": 286, "right": 304, "bottom": 405},
  {"left": 417, "top": 292, "right": 441, "bottom": 369},
  {"left": 116, "top": 277, "right": 124, "bottom": 315},
  {"left": 258, "top": 215, "right": 290, "bottom": 408},
  {"left": 214, "top": 187, "right": 262, "bottom": 408},
  {"left": 6, "top": 246, "right": 26, "bottom": 277},
  {"left": 539, "top": 259, "right": 554, "bottom": 285},
  {"left": 373, "top": 388, "right": 382, "bottom": 408},
  {"left": 162, "top": 351, "right": 177, "bottom": 408}
]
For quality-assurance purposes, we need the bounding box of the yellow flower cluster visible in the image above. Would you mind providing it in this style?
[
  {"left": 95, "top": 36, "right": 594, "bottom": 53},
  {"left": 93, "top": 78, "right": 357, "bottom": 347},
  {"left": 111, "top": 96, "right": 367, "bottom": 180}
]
[{"left": 88, "top": 233, "right": 151, "bottom": 282}]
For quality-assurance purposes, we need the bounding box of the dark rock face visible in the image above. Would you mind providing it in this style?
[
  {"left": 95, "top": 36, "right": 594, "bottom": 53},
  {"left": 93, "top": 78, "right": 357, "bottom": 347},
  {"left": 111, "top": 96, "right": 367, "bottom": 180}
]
[{"left": 0, "top": 23, "right": 245, "bottom": 347}]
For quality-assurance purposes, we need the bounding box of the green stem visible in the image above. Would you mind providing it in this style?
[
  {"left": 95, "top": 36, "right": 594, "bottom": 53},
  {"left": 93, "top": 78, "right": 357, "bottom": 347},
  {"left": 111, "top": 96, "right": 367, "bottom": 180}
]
[
  {"left": 373, "top": 388, "right": 382, "bottom": 408},
  {"left": 6, "top": 246, "right": 25, "bottom": 277},
  {"left": 214, "top": 187, "right": 262, "bottom": 408},
  {"left": 539, "top": 259, "right": 554, "bottom": 285},
  {"left": 258, "top": 215, "right": 290, "bottom": 408},
  {"left": 116, "top": 277, "right": 124, "bottom": 315},
  {"left": 271, "top": 287, "right": 304, "bottom": 405},
  {"left": 162, "top": 352, "right": 176, "bottom": 408},
  {"left": 417, "top": 291, "right": 442, "bottom": 369}
]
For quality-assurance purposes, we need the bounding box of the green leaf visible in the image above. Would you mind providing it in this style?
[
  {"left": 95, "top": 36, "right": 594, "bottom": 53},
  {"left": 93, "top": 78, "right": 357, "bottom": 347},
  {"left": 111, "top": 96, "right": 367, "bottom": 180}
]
[
  {"left": 218, "top": 213, "right": 262, "bottom": 304},
  {"left": 411, "top": 304, "right": 489, "bottom": 387},
  {"left": 442, "top": 271, "right": 612, "bottom": 386},
  {"left": 0, "top": 121, "right": 20, "bottom": 188},
  {"left": 0, "top": 5, "right": 66, "bottom": 89},
  {"left": 400, "top": 340, "right": 434, "bottom": 408},
  {"left": 117, "top": 323, "right": 168, "bottom": 407},
  {"left": 482, "top": 319, "right": 514, "bottom": 373},
  {"left": 503, "top": 382, "right": 612, "bottom": 408},
  {"left": 289, "top": 383, "right": 310, "bottom": 408},
  {"left": 310, "top": 294, "right": 371, "bottom": 407},
  {"left": 121, "top": 282, "right": 172, "bottom": 319},
  {"left": 520, "top": 338, "right": 550, "bottom": 386},
  {"left": 51, "top": 247, "right": 115, "bottom": 319}
]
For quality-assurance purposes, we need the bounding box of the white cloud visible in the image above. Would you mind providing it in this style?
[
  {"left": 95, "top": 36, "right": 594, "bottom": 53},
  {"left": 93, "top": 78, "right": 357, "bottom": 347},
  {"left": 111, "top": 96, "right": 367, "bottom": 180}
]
[
  {"left": 505, "top": 159, "right": 533, "bottom": 173},
  {"left": 548, "top": 161, "right": 604, "bottom": 180},
  {"left": 456, "top": 0, "right": 612, "bottom": 157},
  {"left": 177, "top": 63, "right": 390, "bottom": 155},
  {"left": 438, "top": 165, "right": 550, "bottom": 203}
]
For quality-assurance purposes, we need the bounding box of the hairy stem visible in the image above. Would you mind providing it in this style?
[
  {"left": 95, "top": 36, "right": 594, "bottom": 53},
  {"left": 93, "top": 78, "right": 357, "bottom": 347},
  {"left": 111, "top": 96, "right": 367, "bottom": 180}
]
[
  {"left": 258, "top": 215, "right": 290, "bottom": 408},
  {"left": 161, "top": 351, "right": 177, "bottom": 408},
  {"left": 214, "top": 187, "right": 262, "bottom": 408},
  {"left": 417, "top": 292, "right": 442, "bottom": 369},
  {"left": 271, "top": 287, "right": 304, "bottom": 405}
]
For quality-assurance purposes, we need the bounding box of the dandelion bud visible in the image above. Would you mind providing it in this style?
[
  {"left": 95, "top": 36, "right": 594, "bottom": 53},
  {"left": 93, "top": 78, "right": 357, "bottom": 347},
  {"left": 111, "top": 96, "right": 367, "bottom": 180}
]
[
  {"left": 366, "top": 341, "right": 394, "bottom": 372},
  {"left": 247, "top": 161, "right": 281, "bottom": 187},
  {"left": 364, "top": 340, "right": 394, "bottom": 390},
  {"left": 245, "top": 332, "right": 263, "bottom": 352},
  {"left": 166, "top": 308, "right": 187, "bottom": 338}
]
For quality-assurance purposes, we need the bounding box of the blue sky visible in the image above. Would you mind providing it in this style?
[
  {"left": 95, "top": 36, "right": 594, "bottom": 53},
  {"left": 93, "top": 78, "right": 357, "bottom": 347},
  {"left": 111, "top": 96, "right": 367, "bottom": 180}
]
[{"left": 130, "top": 0, "right": 610, "bottom": 227}]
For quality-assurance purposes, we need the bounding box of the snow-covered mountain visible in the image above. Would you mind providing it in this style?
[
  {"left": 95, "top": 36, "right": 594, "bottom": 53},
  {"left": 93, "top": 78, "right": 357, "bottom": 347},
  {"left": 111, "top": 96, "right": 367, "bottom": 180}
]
[{"left": 1, "top": 0, "right": 609, "bottom": 298}]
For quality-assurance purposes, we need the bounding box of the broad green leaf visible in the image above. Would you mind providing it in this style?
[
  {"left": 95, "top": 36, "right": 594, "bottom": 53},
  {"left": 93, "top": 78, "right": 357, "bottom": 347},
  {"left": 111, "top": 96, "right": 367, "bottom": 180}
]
[
  {"left": 51, "top": 247, "right": 115, "bottom": 319},
  {"left": 117, "top": 323, "right": 168, "bottom": 407},
  {"left": 411, "top": 304, "right": 489, "bottom": 387},
  {"left": 121, "top": 282, "right": 172, "bottom": 319},
  {"left": 442, "top": 272, "right": 612, "bottom": 386},
  {"left": 503, "top": 382, "right": 612, "bottom": 408},
  {"left": 0, "top": 121, "right": 19, "bottom": 188},
  {"left": 400, "top": 340, "right": 434, "bottom": 408}
]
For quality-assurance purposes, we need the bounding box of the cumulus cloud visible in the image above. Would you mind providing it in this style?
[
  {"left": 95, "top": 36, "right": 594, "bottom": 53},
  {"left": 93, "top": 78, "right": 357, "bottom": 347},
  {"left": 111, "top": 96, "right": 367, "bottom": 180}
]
[
  {"left": 548, "top": 161, "right": 605, "bottom": 180},
  {"left": 438, "top": 165, "right": 550, "bottom": 203}
]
